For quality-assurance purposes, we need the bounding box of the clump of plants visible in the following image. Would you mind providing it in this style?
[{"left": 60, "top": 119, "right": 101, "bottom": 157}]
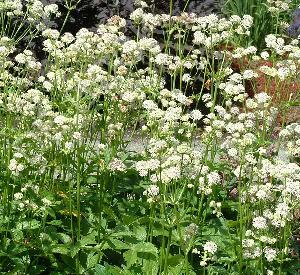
[
  {"left": 223, "top": 0, "right": 300, "bottom": 49},
  {"left": 0, "top": 0, "right": 299, "bottom": 274}
]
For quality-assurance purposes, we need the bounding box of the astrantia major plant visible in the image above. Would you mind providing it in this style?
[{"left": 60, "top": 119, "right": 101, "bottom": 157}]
[{"left": 0, "top": 2, "right": 299, "bottom": 274}]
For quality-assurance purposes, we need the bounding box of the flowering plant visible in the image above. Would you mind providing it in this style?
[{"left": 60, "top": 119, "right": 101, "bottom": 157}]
[{"left": 0, "top": 1, "right": 299, "bottom": 274}]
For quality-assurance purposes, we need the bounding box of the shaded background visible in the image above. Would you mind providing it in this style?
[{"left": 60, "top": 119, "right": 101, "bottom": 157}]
[{"left": 43, "top": 0, "right": 222, "bottom": 34}]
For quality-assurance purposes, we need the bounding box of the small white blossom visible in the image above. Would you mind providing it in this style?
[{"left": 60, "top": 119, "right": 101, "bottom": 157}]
[{"left": 203, "top": 241, "right": 217, "bottom": 254}]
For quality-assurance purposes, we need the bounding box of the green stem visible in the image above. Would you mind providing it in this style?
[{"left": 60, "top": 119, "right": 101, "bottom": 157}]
[{"left": 163, "top": 227, "right": 173, "bottom": 274}]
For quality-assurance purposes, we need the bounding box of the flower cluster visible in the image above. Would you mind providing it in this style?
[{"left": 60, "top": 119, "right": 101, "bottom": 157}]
[{"left": 266, "top": 0, "right": 292, "bottom": 14}]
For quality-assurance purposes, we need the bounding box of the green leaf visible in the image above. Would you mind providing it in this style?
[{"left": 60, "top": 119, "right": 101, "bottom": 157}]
[
  {"left": 51, "top": 244, "right": 70, "bottom": 255},
  {"left": 133, "top": 226, "right": 147, "bottom": 241},
  {"left": 46, "top": 220, "right": 62, "bottom": 226},
  {"left": 90, "top": 264, "right": 108, "bottom": 275},
  {"left": 206, "top": 266, "right": 232, "bottom": 275},
  {"left": 111, "top": 225, "right": 133, "bottom": 237},
  {"left": 104, "top": 265, "right": 131, "bottom": 275},
  {"left": 106, "top": 238, "right": 130, "bottom": 250},
  {"left": 152, "top": 227, "right": 169, "bottom": 237},
  {"left": 11, "top": 229, "right": 23, "bottom": 241},
  {"left": 226, "top": 220, "right": 238, "bottom": 228},
  {"left": 87, "top": 176, "right": 98, "bottom": 184},
  {"left": 132, "top": 242, "right": 158, "bottom": 255},
  {"left": 57, "top": 233, "right": 72, "bottom": 244},
  {"left": 80, "top": 232, "right": 97, "bottom": 247},
  {"left": 87, "top": 252, "right": 100, "bottom": 269},
  {"left": 92, "top": 264, "right": 107, "bottom": 274},
  {"left": 123, "top": 249, "right": 137, "bottom": 268},
  {"left": 46, "top": 207, "right": 56, "bottom": 218},
  {"left": 164, "top": 264, "right": 184, "bottom": 275},
  {"left": 16, "top": 220, "right": 41, "bottom": 230},
  {"left": 164, "top": 261, "right": 196, "bottom": 275},
  {"left": 66, "top": 232, "right": 97, "bottom": 258},
  {"left": 142, "top": 257, "right": 159, "bottom": 275},
  {"left": 167, "top": 254, "right": 185, "bottom": 267},
  {"left": 70, "top": 245, "right": 80, "bottom": 258}
]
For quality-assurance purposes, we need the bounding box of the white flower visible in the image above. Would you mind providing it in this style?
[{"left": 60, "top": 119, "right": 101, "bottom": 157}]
[
  {"left": 9, "top": 159, "right": 21, "bottom": 173},
  {"left": 14, "top": 152, "right": 23, "bottom": 159},
  {"left": 200, "top": 260, "right": 207, "bottom": 266},
  {"left": 252, "top": 216, "right": 267, "bottom": 229},
  {"left": 164, "top": 107, "right": 181, "bottom": 122},
  {"left": 246, "top": 98, "right": 258, "bottom": 109},
  {"left": 228, "top": 148, "right": 238, "bottom": 157},
  {"left": 8, "top": 159, "right": 18, "bottom": 171},
  {"left": 130, "top": 8, "right": 144, "bottom": 24},
  {"left": 259, "top": 66, "right": 277, "bottom": 77},
  {"left": 44, "top": 4, "right": 60, "bottom": 17},
  {"left": 207, "top": 172, "right": 221, "bottom": 185},
  {"left": 108, "top": 158, "right": 126, "bottom": 172},
  {"left": 61, "top": 32, "right": 75, "bottom": 44},
  {"left": 257, "top": 147, "right": 267, "bottom": 155},
  {"left": 202, "top": 94, "right": 211, "bottom": 102},
  {"left": 242, "top": 239, "right": 255, "bottom": 248},
  {"left": 41, "top": 198, "right": 52, "bottom": 206},
  {"left": 244, "top": 46, "right": 257, "bottom": 55},
  {"left": 72, "top": 132, "right": 81, "bottom": 140},
  {"left": 107, "top": 15, "right": 126, "bottom": 29},
  {"left": 264, "top": 247, "right": 277, "bottom": 262},
  {"left": 143, "top": 185, "right": 159, "bottom": 199},
  {"left": 65, "top": 142, "right": 73, "bottom": 151},
  {"left": 275, "top": 202, "right": 289, "bottom": 217},
  {"left": 255, "top": 92, "right": 271, "bottom": 105},
  {"left": 243, "top": 70, "right": 258, "bottom": 79},
  {"left": 277, "top": 67, "right": 289, "bottom": 80},
  {"left": 15, "top": 53, "right": 26, "bottom": 63},
  {"left": 14, "top": 192, "right": 23, "bottom": 200},
  {"left": 241, "top": 15, "right": 253, "bottom": 29},
  {"left": 190, "top": 110, "right": 203, "bottom": 120},
  {"left": 161, "top": 166, "right": 181, "bottom": 183},
  {"left": 261, "top": 51, "right": 269, "bottom": 60},
  {"left": 138, "top": 38, "right": 161, "bottom": 54},
  {"left": 177, "top": 143, "right": 190, "bottom": 154},
  {"left": 98, "top": 143, "right": 106, "bottom": 151},
  {"left": 182, "top": 73, "right": 192, "bottom": 82},
  {"left": 122, "top": 40, "right": 138, "bottom": 55},
  {"left": 155, "top": 53, "right": 172, "bottom": 66},
  {"left": 143, "top": 100, "right": 157, "bottom": 110},
  {"left": 203, "top": 241, "right": 217, "bottom": 254},
  {"left": 42, "top": 29, "right": 60, "bottom": 39},
  {"left": 193, "top": 31, "right": 206, "bottom": 45},
  {"left": 43, "top": 81, "right": 52, "bottom": 91},
  {"left": 54, "top": 115, "right": 66, "bottom": 125}
]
